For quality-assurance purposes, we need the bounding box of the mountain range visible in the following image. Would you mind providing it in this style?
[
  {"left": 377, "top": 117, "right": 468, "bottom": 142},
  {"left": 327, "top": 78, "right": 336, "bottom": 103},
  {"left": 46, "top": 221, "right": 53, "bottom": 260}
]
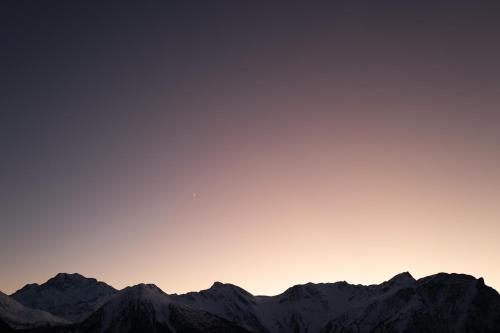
[{"left": 0, "top": 272, "right": 499, "bottom": 332}]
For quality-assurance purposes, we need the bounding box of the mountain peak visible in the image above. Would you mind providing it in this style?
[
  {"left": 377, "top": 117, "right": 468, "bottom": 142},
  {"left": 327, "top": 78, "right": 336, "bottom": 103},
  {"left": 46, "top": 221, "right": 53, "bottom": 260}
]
[
  {"left": 11, "top": 273, "right": 117, "bottom": 323},
  {"left": 10, "top": 283, "right": 38, "bottom": 295},
  {"left": 42, "top": 273, "right": 101, "bottom": 292},
  {"left": 55, "top": 272, "right": 84, "bottom": 279},
  {"left": 280, "top": 283, "right": 323, "bottom": 303},
  {"left": 387, "top": 272, "right": 415, "bottom": 285},
  {"left": 210, "top": 281, "right": 225, "bottom": 288},
  {"left": 126, "top": 283, "right": 162, "bottom": 291},
  {"left": 123, "top": 283, "right": 167, "bottom": 300},
  {"left": 209, "top": 281, "right": 243, "bottom": 290},
  {"left": 419, "top": 272, "right": 477, "bottom": 285},
  {"left": 207, "top": 281, "right": 253, "bottom": 298}
]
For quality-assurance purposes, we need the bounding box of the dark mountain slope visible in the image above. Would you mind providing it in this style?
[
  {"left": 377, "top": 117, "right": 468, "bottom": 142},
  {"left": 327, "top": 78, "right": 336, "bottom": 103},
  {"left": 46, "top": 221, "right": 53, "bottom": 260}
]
[
  {"left": 320, "top": 273, "right": 500, "bottom": 333},
  {"left": 12, "top": 273, "right": 117, "bottom": 323},
  {"left": 7, "top": 272, "right": 500, "bottom": 333},
  {"left": 0, "top": 291, "right": 68, "bottom": 329},
  {"left": 77, "top": 283, "right": 250, "bottom": 333}
]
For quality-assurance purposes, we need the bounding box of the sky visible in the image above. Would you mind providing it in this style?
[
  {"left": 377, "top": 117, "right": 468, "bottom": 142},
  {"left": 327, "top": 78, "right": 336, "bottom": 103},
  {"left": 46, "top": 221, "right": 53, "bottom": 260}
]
[{"left": 1, "top": 1, "right": 500, "bottom": 295}]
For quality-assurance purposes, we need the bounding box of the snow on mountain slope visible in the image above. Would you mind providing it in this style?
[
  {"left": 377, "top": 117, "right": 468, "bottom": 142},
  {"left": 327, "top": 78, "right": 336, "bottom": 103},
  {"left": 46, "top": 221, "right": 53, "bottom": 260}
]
[
  {"left": 11, "top": 273, "right": 117, "bottom": 323},
  {"left": 255, "top": 281, "right": 368, "bottom": 333},
  {"left": 0, "top": 291, "right": 68, "bottom": 329},
  {"left": 169, "top": 273, "right": 417, "bottom": 333},
  {"left": 171, "top": 272, "right": 499, "bottom": 333},
  {"left": 5, "top": 272, "right": 500, "bottom": 333},
  {"left": 173, "top": 282, "right": 268, "bottom": 332},
  {"left": 78, "top": 283, "right": 251, "bottom": 333},
  {"left": 320, "top": 273, "right": 500, "bottom": 333},
  {"left": 251, "top": 279, "right": 400, "bottom": 333}
]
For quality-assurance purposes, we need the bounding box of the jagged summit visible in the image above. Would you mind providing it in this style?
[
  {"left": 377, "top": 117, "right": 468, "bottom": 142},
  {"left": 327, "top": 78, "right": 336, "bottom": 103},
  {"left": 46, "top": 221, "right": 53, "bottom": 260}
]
[
  {"left": 387, "top": 271, "right": 415, "bottom": 285},
  {"left": 390, "top": 271, "right": 414, "bottom": 280},
  {"left": 80, "top": 281, "right": 251, "bottom": 333},
  {"left": 13, "top": 283, "right": 39, "bottom": 294},
  {"left": 54, "top": 272, "right": 85, "bottom": 279},
  {"left": 14, "top": 273, "right": 116, "bottom": 294},
  {"left": 417, "top": 272, "right": 478, "bottom": 287},
  {"left": 125, "top": 283, "right": 163, "bottom": 290},
  {"left": 211, "top": 281, "right": 225, "bottom": 288},
  {"left": 45, "top": 273, "right": 95, "bottom": 289},
  {"left": 207, "top": 281, "right": 253, "bottom": 296},
  {"left": 280, "top": 282, "right": 323, "bottom": 302},
  {"left": 209, "top": 281, "right": 244, "bottom": 290},
  {"left": 121, "top": 283, "right": 168, "bottom": 300},
  {"left": 11, "top": 272, "right": 117, "bottom": 323}
]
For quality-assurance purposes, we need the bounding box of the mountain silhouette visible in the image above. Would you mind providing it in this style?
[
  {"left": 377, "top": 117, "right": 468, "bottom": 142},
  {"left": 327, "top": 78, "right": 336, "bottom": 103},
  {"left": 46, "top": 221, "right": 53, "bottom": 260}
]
[
  {"left": 11, "top": 273, "right": 116, "bottom": 323},
  {"left": 1, "top": 272, "right": 498, "bottom": 332}
]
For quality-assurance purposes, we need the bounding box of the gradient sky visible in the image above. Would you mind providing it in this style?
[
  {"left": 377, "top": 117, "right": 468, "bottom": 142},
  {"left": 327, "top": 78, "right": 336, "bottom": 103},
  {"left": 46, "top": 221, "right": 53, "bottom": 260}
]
[{"left": 1, "top": 1, "right": 500, "bottom": 295}]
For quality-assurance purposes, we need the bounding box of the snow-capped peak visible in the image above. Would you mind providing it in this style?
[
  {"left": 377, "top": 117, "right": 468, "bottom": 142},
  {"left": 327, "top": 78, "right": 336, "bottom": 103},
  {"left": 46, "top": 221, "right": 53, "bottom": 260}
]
[
  {"left": 45, "top": 273, "right": 93, "bottom": 290},
  {"left": 206, "top": 281, "right": 254, "bottom": 298},
  {"left": 11, "top": 272, "right": 117, "bottom": 323},
  {"left": 120, "top": 283, "right": 170, "bottom": 302}
]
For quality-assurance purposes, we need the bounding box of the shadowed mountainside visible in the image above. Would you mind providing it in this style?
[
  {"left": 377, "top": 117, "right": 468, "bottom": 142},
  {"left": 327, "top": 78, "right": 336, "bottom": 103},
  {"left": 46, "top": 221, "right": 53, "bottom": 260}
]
[
  {"left": 2, "top": 272, "right": 499, "bottom": 333},
  {"left": 11, "top": 273, "right": 116, "bottom": 323}
]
